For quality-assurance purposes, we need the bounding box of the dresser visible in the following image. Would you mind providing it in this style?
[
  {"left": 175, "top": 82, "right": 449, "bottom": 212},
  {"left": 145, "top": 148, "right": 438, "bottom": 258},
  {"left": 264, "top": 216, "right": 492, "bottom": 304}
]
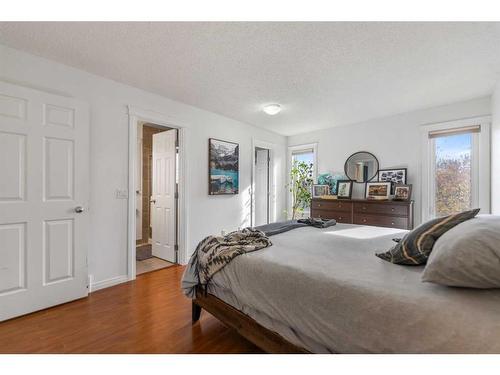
[{"left": 311, "top": 198, "right": 414, "bottom": 230}]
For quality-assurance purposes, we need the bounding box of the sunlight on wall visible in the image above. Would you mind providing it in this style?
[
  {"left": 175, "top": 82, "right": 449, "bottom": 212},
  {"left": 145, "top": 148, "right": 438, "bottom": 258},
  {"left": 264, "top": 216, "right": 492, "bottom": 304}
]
[
  {"left": 240, "top": 186, "right": 252, "bottom": 228},
  {"left": 272, "top": 158, "right": 279, "bottom": 222}
]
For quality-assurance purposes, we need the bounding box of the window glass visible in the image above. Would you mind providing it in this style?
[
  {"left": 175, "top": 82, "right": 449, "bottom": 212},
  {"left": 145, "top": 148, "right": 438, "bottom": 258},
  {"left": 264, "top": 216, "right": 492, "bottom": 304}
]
[
  {"left": 292, "top": 151, "right": 314, "bottom": 165},
  {"left": 434, "top": 133, "right": 472, "bottom": 217},
  {"left": 290, "top": 150, "right": 314, "bottom": 216}
]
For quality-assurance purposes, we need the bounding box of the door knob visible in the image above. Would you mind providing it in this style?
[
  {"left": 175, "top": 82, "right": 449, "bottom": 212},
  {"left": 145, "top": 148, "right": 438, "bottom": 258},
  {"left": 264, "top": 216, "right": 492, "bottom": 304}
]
[{"left": 75, "top": 206, "right": 85, "bottom": 213}]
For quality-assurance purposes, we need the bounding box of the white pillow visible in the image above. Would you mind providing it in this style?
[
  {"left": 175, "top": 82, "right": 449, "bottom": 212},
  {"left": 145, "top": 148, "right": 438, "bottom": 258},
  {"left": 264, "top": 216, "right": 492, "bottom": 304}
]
[{"left": 422, "top": 215, "right": 500, "bottom": 288}]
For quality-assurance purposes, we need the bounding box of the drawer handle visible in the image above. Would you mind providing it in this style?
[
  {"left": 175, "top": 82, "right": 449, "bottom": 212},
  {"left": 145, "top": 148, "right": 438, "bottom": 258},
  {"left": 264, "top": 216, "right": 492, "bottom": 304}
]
[
  {"left": 338, "top": 204, "right": 342, "bottom": 208},
  {"left": 338, "top": 216, "right": 342, "bottom": 220},
  {"left": 362, "top": 218, "right": 367, "bottom": 223},
  {"left": 362, "top": 206, "right": 366, "bottom": 210},
  {"left": 318, "top": 204, "right": 321, "bottom": 207},
  {"left": 391, "top": 208, "right": 395, "bottom": 212},
  {"left": 391, "top": 222, "right": 395, "bottom": 225}
]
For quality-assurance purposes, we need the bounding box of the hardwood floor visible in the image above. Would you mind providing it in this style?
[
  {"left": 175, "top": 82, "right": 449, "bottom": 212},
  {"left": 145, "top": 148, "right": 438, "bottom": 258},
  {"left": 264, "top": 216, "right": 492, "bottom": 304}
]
[{"left": 0, "top": 266, "right": 263, "bottom": 353}]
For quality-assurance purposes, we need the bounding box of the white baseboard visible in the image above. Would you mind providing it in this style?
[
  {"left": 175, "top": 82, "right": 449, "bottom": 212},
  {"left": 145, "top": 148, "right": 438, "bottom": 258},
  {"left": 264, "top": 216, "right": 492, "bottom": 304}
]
[{"left": 90, "top": 275, "right": 129, "bottom": 293}]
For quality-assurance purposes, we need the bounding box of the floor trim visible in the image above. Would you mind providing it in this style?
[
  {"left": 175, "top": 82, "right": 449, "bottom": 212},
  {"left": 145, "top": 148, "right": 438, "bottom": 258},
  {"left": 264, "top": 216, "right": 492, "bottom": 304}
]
[{"left": 90, "top": 275, "right": 129, "bottom": 293}]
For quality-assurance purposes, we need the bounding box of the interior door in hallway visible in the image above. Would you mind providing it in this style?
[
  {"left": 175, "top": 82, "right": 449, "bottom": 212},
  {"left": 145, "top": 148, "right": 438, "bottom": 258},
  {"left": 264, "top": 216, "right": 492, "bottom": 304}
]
[
  {"left": 254, "top": 147, "right": 270, "bottom": 226},
  {"left": 151, "top": 129, "right": 176, "bottom": 263},
  {"left": 0, "top": 81, "right": 89, "bottom": 321}
]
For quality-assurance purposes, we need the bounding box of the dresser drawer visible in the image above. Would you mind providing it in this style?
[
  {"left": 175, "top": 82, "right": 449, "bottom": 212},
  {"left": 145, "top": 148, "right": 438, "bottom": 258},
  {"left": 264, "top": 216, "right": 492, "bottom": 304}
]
[
  {"left": 354, "top": 202, "right": 408, "bottom": 216},
  {"left": 353, "top": 214, "right": 408, "bottom": 229},
  {"left": 311, "top": 200, "right": 352, "bottom": 212},
  {"left": 312, "top": 209, "right": 352, "bottom": 223}
]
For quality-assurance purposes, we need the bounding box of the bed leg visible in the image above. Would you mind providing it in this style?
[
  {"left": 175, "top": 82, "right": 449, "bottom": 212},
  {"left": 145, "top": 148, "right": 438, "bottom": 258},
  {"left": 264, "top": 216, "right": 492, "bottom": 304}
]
[{"left": 192, "top": 301, "right": 202, "bottom": 323}]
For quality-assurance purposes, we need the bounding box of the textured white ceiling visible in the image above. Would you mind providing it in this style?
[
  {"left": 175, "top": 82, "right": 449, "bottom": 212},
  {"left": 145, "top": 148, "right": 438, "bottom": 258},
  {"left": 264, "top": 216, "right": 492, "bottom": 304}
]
[{"left": 1, "top": 22, "right": 500, "bottom": 135}]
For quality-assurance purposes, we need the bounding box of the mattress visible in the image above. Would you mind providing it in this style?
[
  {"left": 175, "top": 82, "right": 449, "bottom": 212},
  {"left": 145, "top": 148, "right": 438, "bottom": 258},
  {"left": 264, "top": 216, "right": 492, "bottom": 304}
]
[{"left": 206, "top": 223, "right": 500, "bottom": 353}]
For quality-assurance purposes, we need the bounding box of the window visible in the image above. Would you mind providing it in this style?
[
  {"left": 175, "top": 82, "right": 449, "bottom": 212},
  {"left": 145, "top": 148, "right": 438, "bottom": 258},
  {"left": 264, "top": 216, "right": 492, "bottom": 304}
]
[
  {"left": 292, "top": 149, "right": 314, "bottom": 166},
  {"left": 288, "top": 143, "right": 317, "bottom": 218},
  {"left": 433, "top": 132, "right": 473, "bottom": 217},
  {"left": 422, "top": 118, "right": 490, "bottom": 221}
]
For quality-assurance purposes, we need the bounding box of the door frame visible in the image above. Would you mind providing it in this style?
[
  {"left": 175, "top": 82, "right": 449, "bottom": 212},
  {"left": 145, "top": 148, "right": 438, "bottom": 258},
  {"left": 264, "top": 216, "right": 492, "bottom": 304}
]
[
  {"left": 251, "top": 139, "right": 276, "bottom": 227},
  {"left": 127, "top": 105, "right": 189, "bottom": 281}
]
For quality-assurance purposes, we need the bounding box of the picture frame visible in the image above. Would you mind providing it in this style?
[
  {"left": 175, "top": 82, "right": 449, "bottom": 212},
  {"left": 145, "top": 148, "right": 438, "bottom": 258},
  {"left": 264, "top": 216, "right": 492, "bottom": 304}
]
[
  {"left": 393, "top": 184, "right": 412, "bottom": 201},
  {"left": 377, "top": 168, "right": 407, "bottom": 194},
  {"left": 365, "top": 182, "right": 391, "bottom": 200},
  {"left": 336, "top": 180, "right": 353, "bottom": 199},
  {"left": 312, "top": 184, "right": 330, "bottom": 198},
  {"left": 209, "top": 138, "right": 239, "bottom": 195}
]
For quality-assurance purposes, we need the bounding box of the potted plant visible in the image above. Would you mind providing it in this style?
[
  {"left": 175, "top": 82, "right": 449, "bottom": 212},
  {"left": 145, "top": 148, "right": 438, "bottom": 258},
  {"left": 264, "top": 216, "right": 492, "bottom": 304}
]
[{"left": 288, "top": 160, "right": 313, "bottom": 220}]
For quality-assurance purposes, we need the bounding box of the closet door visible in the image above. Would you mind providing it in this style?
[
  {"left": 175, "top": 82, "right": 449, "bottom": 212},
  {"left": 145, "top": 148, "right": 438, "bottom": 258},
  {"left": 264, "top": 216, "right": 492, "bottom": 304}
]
[{"left": 0, "top": 81, "right": 89, "bottom": 321}]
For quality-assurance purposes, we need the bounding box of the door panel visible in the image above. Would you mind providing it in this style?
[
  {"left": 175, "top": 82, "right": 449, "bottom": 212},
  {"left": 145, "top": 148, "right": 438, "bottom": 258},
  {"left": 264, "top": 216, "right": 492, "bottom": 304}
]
[
  {"left": 0, "top": 222, "right": 26, "bottom": 295},
  {"left": 44, "top": 137, "right": 74, "bottom": 201},
  {"left": 0, "top": 81, "right": 89, "bottom": 321},
  {"left": 43, "top": 104, "right": 75, "bottom": 128},
  {"left": 0, "top": 132, "right": 26, "bottom": 201},
  {"left": 254, "top": 148, "right": 270, "bottom": 226},
  {"left": 151, "top": 129, "right": 176, "bottom": 263},
  {"left": 43, "top": 219, "right": 74, "bottom": 284},
  {"left": 0, "top": 94, "right": 27, "bottom": 120}
]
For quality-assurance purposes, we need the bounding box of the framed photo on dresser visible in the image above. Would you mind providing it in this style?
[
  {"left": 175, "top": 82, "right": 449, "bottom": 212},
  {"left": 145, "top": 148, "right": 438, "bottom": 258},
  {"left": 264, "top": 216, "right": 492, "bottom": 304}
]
[
  {"left": 378, "top": 168, "right": 407, "bottom": 194},
  {"left": 336, "top": 180, "right": 353, "bottom": 199},
  {"left": 393, "top": 184, "right": 412, "bottom": 201},
  {"left": 312, "top": 184, "right": 330, "bottom": 198},
  {"left": 365, "top": 182, "right": 391, "bottom": 200}
]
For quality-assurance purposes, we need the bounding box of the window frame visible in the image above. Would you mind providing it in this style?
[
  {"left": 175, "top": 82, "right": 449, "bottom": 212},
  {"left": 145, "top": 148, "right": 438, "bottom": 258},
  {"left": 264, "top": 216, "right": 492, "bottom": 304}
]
[
  {"left": 421, "top": 116, "right": 491, "bottom": 222},
  {"left": 287, "top": 143, "right": 318, "bottom": 218}
]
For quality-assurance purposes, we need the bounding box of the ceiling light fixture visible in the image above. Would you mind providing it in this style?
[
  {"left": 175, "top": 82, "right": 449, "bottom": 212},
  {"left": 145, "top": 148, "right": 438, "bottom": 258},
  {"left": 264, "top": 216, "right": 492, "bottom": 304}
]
[{"left": 263, "top": 103, "right": 282, "bottom": 115}]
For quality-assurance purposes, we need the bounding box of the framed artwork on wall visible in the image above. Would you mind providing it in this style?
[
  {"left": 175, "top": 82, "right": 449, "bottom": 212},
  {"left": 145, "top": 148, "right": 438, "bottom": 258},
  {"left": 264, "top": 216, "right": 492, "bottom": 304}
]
[{"left": 208, "top": 138, "right": 239, "bottom": 195}]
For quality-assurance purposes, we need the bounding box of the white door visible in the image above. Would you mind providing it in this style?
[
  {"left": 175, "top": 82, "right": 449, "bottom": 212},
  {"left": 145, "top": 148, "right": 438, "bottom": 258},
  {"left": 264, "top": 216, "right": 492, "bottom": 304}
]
[
  {"left": 0, "top": 81, "right": 89, "bottom": 321},
  {"left": 151, "top": 129, "right": 176, "bottom": 262},
  {"left": 136, "top": 124, "right": 143, "bottom": 241},
  {"left": 254, "top": 148, "right": 270, "bottom": 226}
]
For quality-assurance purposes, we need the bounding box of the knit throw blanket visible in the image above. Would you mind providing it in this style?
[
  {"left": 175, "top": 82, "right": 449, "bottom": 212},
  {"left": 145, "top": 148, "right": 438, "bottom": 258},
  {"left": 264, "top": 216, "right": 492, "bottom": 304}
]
[{"left": 196, "top": 228, "right": 272, "bottom": 287}]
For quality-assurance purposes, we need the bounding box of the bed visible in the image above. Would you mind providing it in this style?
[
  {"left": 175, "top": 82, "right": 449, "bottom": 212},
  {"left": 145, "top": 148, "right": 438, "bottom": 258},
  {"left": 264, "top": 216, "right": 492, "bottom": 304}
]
[{"left": 188, "top": 223, "right": 500, "bottom": 353}]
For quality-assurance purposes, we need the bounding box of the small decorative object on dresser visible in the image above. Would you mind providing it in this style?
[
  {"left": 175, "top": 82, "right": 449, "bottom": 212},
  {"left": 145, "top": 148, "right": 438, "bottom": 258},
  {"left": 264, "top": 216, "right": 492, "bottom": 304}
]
[
  {"left": 312, "top": 184, "right": 329, "bottom": 198},
  {"left": 317, "top": 172, "right": 348, "bottom": 195},
  {"left": 393, "top": 184, "right": 412, "bottom": 201},
  {"left": 344, "top": 151, "right": 379, "bottom": 183},
  {"left": 378, "top": 168, "right": 407, "bottom": 194},
  {"left": 336, "top": 180, "right": 353, "bottom": 199},
  {"left": 365, "top": 182, "right": 391, "bottom": 200}
]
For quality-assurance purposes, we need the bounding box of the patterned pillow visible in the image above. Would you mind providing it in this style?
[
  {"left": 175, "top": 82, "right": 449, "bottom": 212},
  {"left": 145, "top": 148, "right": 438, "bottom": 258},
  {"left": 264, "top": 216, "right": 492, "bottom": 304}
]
[{"left": 376, "top": 208, "right": 480, "bottom": 265}]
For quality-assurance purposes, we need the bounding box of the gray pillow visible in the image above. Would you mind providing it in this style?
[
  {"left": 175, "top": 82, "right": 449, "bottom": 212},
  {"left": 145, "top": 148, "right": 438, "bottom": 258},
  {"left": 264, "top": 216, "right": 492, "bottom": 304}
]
[
  {"left": 375, "top": 208, "right": 480, "bottom": 265},
  {"left": 422, "top": 215, "right": 500, "bottom": 288}
]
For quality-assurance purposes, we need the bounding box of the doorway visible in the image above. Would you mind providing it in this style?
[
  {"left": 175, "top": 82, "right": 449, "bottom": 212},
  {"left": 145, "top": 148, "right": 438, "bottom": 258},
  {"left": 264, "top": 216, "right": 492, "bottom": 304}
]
[
  {"left": 135, "top": 122, "right": 177, "bottom": 275},
  {"left": 254, "top": 146, "right": 271, "bottom": 227}
]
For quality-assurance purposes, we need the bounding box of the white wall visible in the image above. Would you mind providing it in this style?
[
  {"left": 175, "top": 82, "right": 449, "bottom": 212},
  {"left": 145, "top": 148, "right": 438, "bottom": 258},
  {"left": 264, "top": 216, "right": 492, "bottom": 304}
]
[
  {"left": 492, "top": 80, "right": 500, "bottom": 214},
  {"left": 288, "top": 97, "right": 491, "bottom": 225},
  {"left": 0, "top": 44, "right": 287, "bottom": 288}
]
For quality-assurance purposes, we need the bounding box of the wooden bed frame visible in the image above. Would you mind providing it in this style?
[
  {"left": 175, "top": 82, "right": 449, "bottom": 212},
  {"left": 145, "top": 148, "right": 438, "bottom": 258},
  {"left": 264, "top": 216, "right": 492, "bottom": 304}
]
[{"left": 192, "top": 287, "right": 310, "bottom": 353}]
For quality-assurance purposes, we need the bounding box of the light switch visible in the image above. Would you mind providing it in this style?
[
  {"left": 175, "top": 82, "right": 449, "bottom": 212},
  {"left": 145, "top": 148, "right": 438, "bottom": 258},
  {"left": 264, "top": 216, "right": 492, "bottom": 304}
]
[{"left": 116, "top": 189, "right": 128, "bottom": 199}]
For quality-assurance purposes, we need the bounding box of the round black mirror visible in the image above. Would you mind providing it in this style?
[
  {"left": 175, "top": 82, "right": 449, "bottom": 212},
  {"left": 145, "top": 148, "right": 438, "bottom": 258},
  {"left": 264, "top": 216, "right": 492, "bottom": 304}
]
[{"left": 344, "top": 151, "right": 379, "bottom": 183}]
